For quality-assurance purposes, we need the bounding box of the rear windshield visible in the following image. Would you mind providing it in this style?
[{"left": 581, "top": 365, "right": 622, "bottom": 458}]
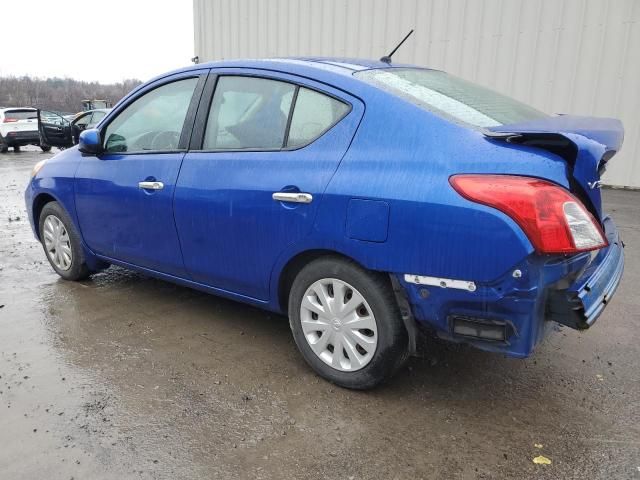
[
  {"left": 355, "top": 68, "right": 547, "bottom": 128},
  {"left": 4, "top": 109, "right": 38, "bottom": 121}
]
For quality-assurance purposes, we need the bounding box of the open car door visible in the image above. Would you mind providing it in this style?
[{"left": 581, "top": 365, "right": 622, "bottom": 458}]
[{"left": 38, "top": 110, "right": 72, "bottom": 148}]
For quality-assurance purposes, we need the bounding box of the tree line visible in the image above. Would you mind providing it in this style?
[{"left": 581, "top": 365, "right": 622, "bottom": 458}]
[{"left": 0, "top": 76, "right": 142, "bottom": 114}]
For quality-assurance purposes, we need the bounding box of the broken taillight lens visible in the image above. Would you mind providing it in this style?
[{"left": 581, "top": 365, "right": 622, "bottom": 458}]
[{"left": 450, "top": 174, "right": 607, "bottom": 254}]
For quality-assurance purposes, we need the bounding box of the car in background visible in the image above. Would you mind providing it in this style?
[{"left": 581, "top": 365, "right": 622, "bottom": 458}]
[
  {"left": 25, "top": 58, "right": 625, "bottom": 389},
  {"left": 38, "top": 108, "right": 111, "bottom": 149},
  {"left": 0, "top": 107, "right": 44, "bottom": 153}
]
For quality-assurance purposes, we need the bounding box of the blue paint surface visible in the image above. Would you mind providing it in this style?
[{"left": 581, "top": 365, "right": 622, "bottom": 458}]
[{"left": 346, "top": 199, "right": 389, "bottom": 242}]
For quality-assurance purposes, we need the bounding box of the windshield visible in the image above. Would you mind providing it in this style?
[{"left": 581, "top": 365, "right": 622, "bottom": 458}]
[{"left": 355, "top": 68, "right": 547, "bottom": 128}]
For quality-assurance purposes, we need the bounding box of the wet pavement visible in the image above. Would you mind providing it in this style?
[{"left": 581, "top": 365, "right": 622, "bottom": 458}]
[{"left": 1, "top": 148, "right": 639, "bottom": 480}]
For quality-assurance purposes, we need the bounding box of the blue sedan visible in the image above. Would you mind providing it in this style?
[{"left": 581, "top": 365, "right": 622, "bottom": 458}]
[{"left": 25, "top": 58, "right": 624, "bottom": 389}]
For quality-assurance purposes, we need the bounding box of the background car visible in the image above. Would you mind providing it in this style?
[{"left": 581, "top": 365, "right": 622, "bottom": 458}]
[
  {"left": 38, "top": 108, "right": 111, "bottom": 149},
  {"left": 0, "top": 107, "right": 43, "bottom": 152},
  {"left": 25, "top": 58, "right": 624, "bottom": 389}
]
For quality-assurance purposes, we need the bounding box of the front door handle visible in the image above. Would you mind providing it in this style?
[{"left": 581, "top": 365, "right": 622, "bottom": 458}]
[
  {"left": 272, "top": 192, "right": 313, "bottom": 204},
  {"left": 138, "top": 181, "right": 164, "bottom": 190}
]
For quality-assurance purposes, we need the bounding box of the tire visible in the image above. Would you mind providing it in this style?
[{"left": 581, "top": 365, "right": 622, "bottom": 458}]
[
  {"left": 40, "top": 144, "right": 52, "bottom": 152},
  {"left": 288, "top": 256, "right": 409, "bottom": 389},
  {"left": 0, "top": 142, "right": 8, "bottom": 153},
  {"left": 13, "top": 145, "right": 20, "bottom": 152},
  {"left": 38, "top": 201, "right": 91, "bottom": 281}
]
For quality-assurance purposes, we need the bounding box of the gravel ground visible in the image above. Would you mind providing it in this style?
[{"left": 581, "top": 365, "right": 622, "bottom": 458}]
[{"left": 1, "top": 148, "right": 639, "bottom": 479}]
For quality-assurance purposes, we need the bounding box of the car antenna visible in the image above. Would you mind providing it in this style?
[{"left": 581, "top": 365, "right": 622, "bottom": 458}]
[{"left": 380, "top": 29, "right": 414, "bottom": 64}]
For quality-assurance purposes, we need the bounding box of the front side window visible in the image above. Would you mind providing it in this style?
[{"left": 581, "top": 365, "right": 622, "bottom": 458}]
[
  {"left": 75, "top": 113, "right": 92, "bottom": 127},
  {"left": 355, "top": 68, "right": 547, "bottom": 128},
  {"left": 91, "top": 111, "right": 107, "bottom": 124},
  {"left": 203, "top": 76, "right": 295, "bottom": 150},
  {"left": 104, "top": 77, "right": 198, "bottom": 153},
  {"left": 40, "top": 111, "right": 68, "bottom": 126}
]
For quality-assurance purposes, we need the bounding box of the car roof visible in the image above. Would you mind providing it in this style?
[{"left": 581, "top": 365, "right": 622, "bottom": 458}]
[
  {"left": 123, "top": 57, "right": 436, "bottom": 112},
  {"left": 157, "top": 57, "right": 427, "bottom": 81}
]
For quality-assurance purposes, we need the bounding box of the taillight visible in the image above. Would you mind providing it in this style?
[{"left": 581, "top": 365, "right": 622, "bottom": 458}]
[
  {"left": 450, "top": 175, "right": 607, "bottom": 254},
  {"left": 3, "top": 118, "right": 18, "bottom": 123}
]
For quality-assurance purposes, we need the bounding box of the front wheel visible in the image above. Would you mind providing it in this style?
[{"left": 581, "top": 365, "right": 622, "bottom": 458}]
[
  {"left": 38, "top": 201, "right": 91, "bottom": 281},
  {"left": 288, "top": 257, "right": 409, "bottom": 389}
]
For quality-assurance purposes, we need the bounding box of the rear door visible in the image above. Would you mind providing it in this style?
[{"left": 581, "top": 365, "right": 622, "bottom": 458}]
[
  {"left": 74, "top": 70, "right": 207, "bottom": 276},
  {"left": 38, "top": 110, "right": 72, "bottom": 148},
  {"left": 173, "top": 70, "right": 364, "bottom": 300}
]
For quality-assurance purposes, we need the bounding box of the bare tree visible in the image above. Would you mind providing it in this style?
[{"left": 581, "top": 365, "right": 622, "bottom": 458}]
[{"left": 0, "top": 76, "right": 142, "bottom": 113}]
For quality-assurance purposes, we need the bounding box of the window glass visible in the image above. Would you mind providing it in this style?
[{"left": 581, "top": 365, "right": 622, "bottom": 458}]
[
  {"left": 203, "top": 76, "right": 295, "bottom": 150},
  {"left": 286, "top": 88, "right": 350, "bottom": 148},
  {"left": 75, "top": 113, "right": 92, "bottom": 127},
  {"left": 40, "top": 111, "right": 68, "bottom": 126},
  {"left": 5, "top": 109, "right": 38, "bottom": 121},
  {"left": 104, "top": 78, "right": 198, "bottom": 153},
  {"left": 355, "top": 68, "right": 547, "bottom": 128},
  {"left": 91, "top": 111, "right": 106, "bottom": 124}
]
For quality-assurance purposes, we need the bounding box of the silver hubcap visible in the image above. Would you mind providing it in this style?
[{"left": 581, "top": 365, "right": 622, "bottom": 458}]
[
  {"left": 300, "top": 278, "right": 378, "bottom": 372},
  {"left": 43, "top": 215, "right": 72, "bottom": 271}
]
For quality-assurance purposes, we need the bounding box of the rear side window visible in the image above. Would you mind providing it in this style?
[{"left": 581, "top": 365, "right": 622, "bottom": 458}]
[
  {"left": 355, "top": 68, "right": 547, "bottom": 128},
  {"left": 203, "top": 76, "right": 295, "bottom": 150},
  {"left": 203, "top": 77, "right": 350, "bottom": 150},
  {"left": 287, "top": 88, "right": 350, "bottom": 148},
  {"left": 4, "top": 109, "right": 37, "bottom": 121},
  {"left": 104, "top": 77, "right": 198, "bottom": 153}
]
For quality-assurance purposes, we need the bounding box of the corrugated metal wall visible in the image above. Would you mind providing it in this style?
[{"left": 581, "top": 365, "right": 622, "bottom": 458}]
[{"left": 194, "top": 0, "right": 640, "bottom": 188}]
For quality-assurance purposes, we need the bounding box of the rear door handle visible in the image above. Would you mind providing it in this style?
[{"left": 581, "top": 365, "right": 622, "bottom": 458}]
[
  {"left": 272, "top": 192, "right": 313, "bottom": 204},
  {"left": 138, "top": 181, "right": 164, "bottom": 190}
]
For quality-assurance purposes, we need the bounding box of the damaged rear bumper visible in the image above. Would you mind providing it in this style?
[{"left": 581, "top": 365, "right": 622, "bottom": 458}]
[
  {"left": 546, "top": 216, "right": 624, "bottom": 330},
  {"left": 397, "top": 217, "right": 624, "bottom": 358}
]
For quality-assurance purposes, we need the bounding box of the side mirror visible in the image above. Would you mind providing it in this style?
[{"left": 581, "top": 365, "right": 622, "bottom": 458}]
[{"left": 78, "top": 129, "right": 102, "bottom": 155}]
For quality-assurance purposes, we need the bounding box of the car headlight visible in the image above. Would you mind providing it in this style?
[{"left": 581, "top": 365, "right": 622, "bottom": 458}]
[{"left": 31, "top": 159, "right": 47, "bottom": 177}]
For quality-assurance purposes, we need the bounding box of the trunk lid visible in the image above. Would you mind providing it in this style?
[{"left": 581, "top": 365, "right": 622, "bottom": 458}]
[
  {"left": 3, "top": 109, "right": 39, "bottom": 133},
  {"left": 485, "top": 115, "right": 624, "bottom": 220}
]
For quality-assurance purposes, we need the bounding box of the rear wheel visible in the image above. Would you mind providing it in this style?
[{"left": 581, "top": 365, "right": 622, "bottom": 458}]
[
  {"left": 1, "top": 141, "right": 8, "bottom": 153},
  {"left": 13, "top": 145, "right": 20, "bottom": 152},
  {"left": 40, "top": 144, "right": 52, "bottom": 152},
  {"left": 288, "top": 257, "right": 409, "bottom": 389},
  {"left": 38, "top": 201, "right": 91, "bottom": 281}
]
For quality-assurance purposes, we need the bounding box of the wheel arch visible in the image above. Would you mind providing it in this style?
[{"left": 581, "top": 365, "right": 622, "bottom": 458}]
[
  {"left": 276, "top": 249, "right": 367, "bottom": 313},
  {"left": 32, "top": 192, "right": 59, "bottom": 240},
  {"left": 275, "top": 247, "right": 418, "bottom": 355}
]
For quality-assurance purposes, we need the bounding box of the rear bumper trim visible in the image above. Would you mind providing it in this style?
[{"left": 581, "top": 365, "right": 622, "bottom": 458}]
[{"left": 546, "top": 216, "right": 624, "bottom": 329}]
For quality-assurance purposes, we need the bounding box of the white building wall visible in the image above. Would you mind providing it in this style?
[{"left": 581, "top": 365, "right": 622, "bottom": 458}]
[{"left": 194, "top": 0, "right": 640, "bottom": 188}]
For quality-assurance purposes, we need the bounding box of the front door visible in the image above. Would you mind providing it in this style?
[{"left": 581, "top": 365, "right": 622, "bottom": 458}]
[
  {"left": 74, "top": 72, "right": 206, "bottom": 276},
  {"left": 174, "top": 71, "right": 364, "bottom": 300},
  {"left": 38, "top": 110, "right": 72, "bottom": 148}
]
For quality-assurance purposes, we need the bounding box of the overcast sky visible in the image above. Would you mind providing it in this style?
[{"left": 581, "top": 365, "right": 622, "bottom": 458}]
[{"left": 1, "top": 0, "right": 193, "bottom": 84}]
